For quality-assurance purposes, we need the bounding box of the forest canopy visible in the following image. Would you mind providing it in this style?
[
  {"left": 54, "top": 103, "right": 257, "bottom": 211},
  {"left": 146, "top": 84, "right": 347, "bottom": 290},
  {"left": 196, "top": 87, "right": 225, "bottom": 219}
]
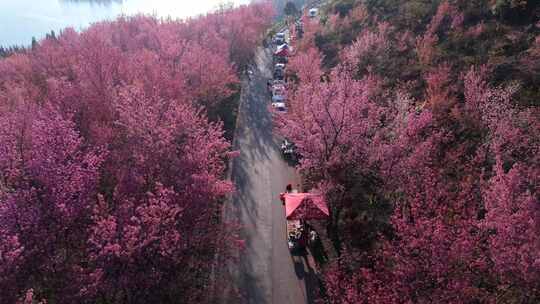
[
  {"left": 279, "top": 0, "right": 539, "bottom": 302},
  {"left": 0, "top": 3, "right": 273, "bottom": 303}
]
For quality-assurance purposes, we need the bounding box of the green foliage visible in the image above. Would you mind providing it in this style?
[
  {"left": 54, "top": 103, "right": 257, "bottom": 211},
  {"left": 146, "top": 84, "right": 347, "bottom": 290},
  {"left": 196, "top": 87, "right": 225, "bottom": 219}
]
[
  {"left": 337, "top": 170, "right": 393, "bottom": 251},
  {"left": 284, "top": 1, "right": 299, "bottom": 16},
  {"left": 0, "top": 45, "right": 26, "bottom": 58},
  {"left": 332, "top": 0, "right": 356, "bottom": 17},
  {"left": 490, "top": 0, "right": 540, "bottom": 25},
  {"left": 314, "top": 32, "right": 341, "bottom": 68},
  {"left": 209, "top": 83, "right": 241, "bottom": 141},
  {"left": 398, "top": 1, "right": 438, "bottom": 31}
]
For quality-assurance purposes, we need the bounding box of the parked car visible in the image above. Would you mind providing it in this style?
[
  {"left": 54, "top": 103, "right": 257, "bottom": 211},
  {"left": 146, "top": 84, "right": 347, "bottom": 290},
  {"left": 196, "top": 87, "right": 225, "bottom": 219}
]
[
  {"left": 280, "top": 139, "right": 297, "bottom": 160},
  {"left": 273, "top": 68, "right": 284, "bottom": 80},
  {"left": 272, "top": 102, "right": 287, "bottom": 113},
  {"left": 272, "top": 88, "right": 286, "bottom": 103},
  {"left": 272, "top": 87, "right": 286, "bottom": 101},
  {"left": 272, "top": 79, "right": 286, "bottom": 86},
  {"left": 275, "top": 63, "right": 286, "bottom": 72},
  {"left": 268, "top": 79, "right": 285, "bottom": 95},
  {"left": 274, "top": 32, "right": 285, "bottom": 44},
  {"left": 275, "top": 56, "right": 288, "bottom": 64},
  {"left": 272, "top": 83, "right": 286, "bottom": 92}
]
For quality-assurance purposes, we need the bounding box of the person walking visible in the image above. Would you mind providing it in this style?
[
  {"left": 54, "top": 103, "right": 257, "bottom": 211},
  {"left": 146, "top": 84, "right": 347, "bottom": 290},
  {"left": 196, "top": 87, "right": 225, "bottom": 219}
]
[{"left": 267, "top": 79, "right": 273, "bottom": 96}]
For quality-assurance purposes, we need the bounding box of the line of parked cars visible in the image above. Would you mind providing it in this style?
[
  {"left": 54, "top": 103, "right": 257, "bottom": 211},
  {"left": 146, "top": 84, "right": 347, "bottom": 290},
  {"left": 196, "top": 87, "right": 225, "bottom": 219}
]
[
  {"left": 269, "top": 32, "right": 290, "bottom": 114},
  {"left": 269, "top": 31, "right": 300, "bottom": 161}
]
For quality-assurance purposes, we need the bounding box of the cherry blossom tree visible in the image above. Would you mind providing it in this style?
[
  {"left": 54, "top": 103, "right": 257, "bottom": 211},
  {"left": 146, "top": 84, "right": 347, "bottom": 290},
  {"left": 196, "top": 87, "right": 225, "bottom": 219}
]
[
  {"left": 319, "top": 65, "right": 539, "bottom": 303},
  {"left": 465, "top": 67, "right": 540, "bottom": 299},
  {"left": 0, "top": 105, "right": 103, "bottom": 303},
  {"left": 416, "top": 1, "right": 463, "bottom": 67},
  {"left": 0, "top": 3, "right": 271, "bottom": 302},
  {"left": 283, "top": 8, "right": 539, "bottom": 300}
]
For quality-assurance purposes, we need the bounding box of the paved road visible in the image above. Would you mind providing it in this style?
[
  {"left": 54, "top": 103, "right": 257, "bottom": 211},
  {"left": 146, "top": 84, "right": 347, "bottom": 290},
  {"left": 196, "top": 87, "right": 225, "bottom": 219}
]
[{"left": 221, "top": 47, "right": 317, "bottom": 304}]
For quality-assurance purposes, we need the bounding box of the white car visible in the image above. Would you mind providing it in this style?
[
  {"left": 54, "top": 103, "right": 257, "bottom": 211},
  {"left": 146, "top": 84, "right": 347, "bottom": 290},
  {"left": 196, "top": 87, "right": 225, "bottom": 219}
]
[
  {"left": 272, "top": 94, "right": 286, "bottom": 103},
  {"left": 272, "top": 102, "right": 287, "bottom": 113},
  {"left": 272, "top": 83, "right": 286, "bottom": 93},
  {"left": 275, "top": 63, "right": 286, "bottom": 71},
  {"left": 274, "top": 32, "right": 285, "bottom": 44},
  {"left": 272, "top": 86, "right": 286, "bottom": 103}
]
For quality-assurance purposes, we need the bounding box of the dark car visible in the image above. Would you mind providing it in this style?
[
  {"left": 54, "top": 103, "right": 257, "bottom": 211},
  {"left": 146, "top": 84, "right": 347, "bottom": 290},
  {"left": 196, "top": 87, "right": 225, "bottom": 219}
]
[{"left": 273, "top": 68, "right": 284, "bottom": 80}]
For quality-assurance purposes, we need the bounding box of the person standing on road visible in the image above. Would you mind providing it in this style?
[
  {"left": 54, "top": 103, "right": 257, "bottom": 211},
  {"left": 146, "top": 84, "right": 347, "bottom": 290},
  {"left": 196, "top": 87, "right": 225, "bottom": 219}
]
[
  {"left": 245, "top": 68, "right": 253, "bottom": 81},
  {"left": 280, "top": 184, "right": 293, "bottom": 205},
  {"left": 267, "top": 80, "right": 272, "bottom": 96}
]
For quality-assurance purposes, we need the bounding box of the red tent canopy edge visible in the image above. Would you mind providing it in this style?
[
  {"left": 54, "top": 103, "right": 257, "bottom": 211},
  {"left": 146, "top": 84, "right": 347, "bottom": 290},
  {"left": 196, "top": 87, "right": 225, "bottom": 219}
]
[{"left": 283, "top": 192, "right": 329, "bottom": 220}]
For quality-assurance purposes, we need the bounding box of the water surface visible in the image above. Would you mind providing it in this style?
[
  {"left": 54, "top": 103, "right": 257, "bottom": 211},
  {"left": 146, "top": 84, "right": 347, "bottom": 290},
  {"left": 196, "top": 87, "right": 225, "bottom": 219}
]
[{"left": 0, "top": 0, "right": 249, "bottom": 47}]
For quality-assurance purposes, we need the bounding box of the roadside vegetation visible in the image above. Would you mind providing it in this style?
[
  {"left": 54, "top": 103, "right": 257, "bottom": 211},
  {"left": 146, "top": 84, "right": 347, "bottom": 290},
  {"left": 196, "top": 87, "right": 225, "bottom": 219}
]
[
  {"left": 278, "top": 0, "right": 539, "bottom": 302},
  {"left": 0, "top": 3, "right": 272, "bottom": 303}
]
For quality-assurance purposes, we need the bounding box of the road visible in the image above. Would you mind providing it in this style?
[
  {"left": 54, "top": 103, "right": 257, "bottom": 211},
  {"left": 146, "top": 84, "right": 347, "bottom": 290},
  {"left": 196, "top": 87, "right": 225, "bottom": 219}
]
[{"left": 221, "top": 46, "right": 317, "bottom": 304}]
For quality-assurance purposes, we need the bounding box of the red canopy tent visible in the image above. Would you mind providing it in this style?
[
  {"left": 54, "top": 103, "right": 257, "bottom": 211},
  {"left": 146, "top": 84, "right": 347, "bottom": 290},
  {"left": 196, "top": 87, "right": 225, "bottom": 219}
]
[
  {"left": 283, "top": 193, "right": 329, "bottom": 220},
  {"left": 274, "top": 44, "right": 290, "bottom": 57},
  {"left": 274, "top": 48, "right": 289, "bottom": 57}
]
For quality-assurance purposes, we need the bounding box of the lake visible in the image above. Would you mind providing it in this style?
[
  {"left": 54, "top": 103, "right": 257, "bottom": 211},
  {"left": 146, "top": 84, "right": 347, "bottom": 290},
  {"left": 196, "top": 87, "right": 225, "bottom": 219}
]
[{"left": 0, "top": 0, "right": 250, "bottom": 47}]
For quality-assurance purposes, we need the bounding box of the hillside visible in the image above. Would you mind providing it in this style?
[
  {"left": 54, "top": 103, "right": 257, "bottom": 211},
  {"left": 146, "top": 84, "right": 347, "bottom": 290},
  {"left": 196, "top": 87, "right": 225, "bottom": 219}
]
[{"left": 316, "top": 0, "right": 539, "bottom": 106}]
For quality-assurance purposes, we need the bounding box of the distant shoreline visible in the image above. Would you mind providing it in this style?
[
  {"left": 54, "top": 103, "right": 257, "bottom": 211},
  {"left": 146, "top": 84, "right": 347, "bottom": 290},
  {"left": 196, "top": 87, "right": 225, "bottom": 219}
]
[{"left": 0, "top": 0, "right": 251, "bottom": 48}]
